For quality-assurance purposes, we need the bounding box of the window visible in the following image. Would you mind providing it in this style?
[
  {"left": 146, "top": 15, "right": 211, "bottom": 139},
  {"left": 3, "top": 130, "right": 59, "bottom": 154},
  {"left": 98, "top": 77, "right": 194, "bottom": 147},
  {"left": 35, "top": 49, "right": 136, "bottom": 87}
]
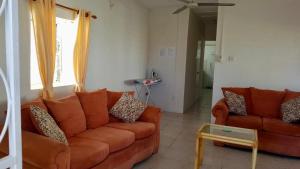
[{"left": 30, "top": 17, "right": 78, "bottom": 90}]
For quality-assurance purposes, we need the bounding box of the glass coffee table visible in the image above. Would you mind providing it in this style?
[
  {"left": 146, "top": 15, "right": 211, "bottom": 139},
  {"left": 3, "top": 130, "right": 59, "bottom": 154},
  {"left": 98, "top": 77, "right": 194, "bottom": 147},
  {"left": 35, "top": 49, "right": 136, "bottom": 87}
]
[{"left": 194, "top": 123, "right": 258, "bottom": 169}]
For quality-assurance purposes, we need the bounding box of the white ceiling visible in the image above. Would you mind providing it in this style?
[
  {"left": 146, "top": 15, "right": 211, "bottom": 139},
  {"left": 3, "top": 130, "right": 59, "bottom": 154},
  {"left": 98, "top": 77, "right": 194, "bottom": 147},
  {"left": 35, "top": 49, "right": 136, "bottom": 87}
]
[
  {"left": 137, "top": 0, "right": 184, "bottom": 9},
  {"left": 138, "top": 0, "right": 218, "bottom": 9},
  {"left": 138, "top": 0, "right": 219, "bottom": 21}
]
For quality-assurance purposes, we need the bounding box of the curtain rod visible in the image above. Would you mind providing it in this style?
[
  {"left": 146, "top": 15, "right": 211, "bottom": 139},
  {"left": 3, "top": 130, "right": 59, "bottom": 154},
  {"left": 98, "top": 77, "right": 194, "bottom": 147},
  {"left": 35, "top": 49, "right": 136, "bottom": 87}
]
[
  {"left": 32, "top": 0, "right": 97, "bottom": 19},
  {"left": 56, "top": 3, "right": 97, "bottom": 19}
]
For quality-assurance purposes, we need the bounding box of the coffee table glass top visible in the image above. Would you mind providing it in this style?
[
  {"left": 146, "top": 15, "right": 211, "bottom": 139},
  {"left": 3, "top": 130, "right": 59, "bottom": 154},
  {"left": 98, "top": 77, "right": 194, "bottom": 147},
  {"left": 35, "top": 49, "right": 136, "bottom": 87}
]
[{"left": 199, "top": 124, "right": 256, "bottom": 141}]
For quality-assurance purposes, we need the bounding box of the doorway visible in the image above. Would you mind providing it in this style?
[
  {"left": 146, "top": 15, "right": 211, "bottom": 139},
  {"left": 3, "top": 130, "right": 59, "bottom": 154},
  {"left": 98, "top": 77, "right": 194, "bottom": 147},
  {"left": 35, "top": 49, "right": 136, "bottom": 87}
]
[
  {"left": 203, "top": 41, "right": 216, "bottom": 89},
  {"left": 198, "top": 41, "right": 216, "bottom": 109},
  {"left": 184, "top": 10, "right": 218, "bottom": 112}
]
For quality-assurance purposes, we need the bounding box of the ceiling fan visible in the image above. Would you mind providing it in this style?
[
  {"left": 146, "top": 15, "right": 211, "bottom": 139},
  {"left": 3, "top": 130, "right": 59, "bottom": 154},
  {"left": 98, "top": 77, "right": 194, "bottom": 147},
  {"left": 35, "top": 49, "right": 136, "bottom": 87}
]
[{"left": 173, "top": 0, "right": 235, "bottom": 14}]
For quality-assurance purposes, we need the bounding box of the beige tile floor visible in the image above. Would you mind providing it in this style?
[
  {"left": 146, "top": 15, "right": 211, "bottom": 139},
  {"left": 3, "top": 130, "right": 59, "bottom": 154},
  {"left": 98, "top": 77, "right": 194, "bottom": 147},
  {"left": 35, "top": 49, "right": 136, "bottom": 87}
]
[{"left": 134, "top": 89, "right": 300, "bottom": 169}]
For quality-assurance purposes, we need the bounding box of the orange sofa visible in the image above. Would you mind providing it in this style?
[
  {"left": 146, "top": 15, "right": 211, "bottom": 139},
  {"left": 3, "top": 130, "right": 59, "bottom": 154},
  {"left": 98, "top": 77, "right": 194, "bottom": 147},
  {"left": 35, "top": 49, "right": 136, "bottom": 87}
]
[
  {"left": 0, "top": 90, "right": 161, "bottom": 169},
  {"left": 212, "top": 87, "right": 300, "bottom": 157}
]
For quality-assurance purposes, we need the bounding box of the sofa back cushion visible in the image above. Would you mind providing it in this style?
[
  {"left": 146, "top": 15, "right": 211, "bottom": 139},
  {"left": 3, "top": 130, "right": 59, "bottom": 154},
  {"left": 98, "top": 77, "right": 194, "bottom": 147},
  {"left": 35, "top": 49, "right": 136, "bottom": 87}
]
[
  {"left": 107, "top": 90, "right": 134, "bottom": 110},
  {"left": 283, "top": 89, "right": 300, "bottom": 102},
  {"left": 21, "top": 99, "right": 47, "bottom": 133},
  {"left": 250, "top": 87, "right": 286, "bottom": 118},
  {"left": 222, "top": 87, "right": 253, "bottom": 114},
  {"left": 45, "top": 95, "right": 87, "bottom": 137},
  {"left": 76, "top": 88, "right": 109, "bottom": 129}
]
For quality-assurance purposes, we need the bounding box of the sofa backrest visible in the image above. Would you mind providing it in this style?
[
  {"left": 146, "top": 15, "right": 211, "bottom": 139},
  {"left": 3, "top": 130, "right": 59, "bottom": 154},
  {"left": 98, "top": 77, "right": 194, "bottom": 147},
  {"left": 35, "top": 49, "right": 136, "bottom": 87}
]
[
  {"left": 107, "top": 91, "right": 135, "bottom": 110},
  {"left": 283, "top": 89, "right": 300, "bottom": 102},
  {"left": 250, "top": 87, "right": 286, "bottom": 118},
  {"left": 20, "top": 90, "right": 135, "bottom": 134}
]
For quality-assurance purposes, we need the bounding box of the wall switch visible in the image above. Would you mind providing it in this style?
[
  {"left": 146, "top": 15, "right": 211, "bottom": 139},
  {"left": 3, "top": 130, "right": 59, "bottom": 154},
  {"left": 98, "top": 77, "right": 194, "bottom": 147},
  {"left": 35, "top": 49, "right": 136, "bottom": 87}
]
[
  {"left": 171, "top": 95, "right": 175, "bottom": 101},
  {"left": 228, "top": 56, "right": 235, "bottom": 62}
]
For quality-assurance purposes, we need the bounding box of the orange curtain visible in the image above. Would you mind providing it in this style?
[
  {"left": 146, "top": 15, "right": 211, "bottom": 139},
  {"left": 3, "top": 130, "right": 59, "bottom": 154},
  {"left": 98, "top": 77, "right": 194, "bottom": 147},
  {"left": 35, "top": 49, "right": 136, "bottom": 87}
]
[
  {"left": 29, "top": 0, "right": 56, "bottom": 99},
  {"left": 73, "top": 10, "right": 91, "bottom": 92}
]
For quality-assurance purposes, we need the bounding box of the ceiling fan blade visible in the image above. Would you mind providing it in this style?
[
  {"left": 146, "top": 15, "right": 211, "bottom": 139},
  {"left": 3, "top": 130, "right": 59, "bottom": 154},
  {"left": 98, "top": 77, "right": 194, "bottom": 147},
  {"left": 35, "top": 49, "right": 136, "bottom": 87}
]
[
  {"left": 173, "top": 6, "right": 188, "bottom": 14},
  {"left": 197, "top": 3, "right": 235, "bottom": 6},
  {"left": 176, "top": 0, "right": 190, "bottom": 3}
]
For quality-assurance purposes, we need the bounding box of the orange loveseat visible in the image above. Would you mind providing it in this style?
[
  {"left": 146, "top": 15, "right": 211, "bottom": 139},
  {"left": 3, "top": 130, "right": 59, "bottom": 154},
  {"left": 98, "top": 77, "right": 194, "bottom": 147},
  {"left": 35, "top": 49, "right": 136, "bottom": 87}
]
[
  {"left": 212, "top": 87, "right": 300, "bottom": 157},
  {"left": 0, "top": 90, "right": 161, "bottom": 169}
]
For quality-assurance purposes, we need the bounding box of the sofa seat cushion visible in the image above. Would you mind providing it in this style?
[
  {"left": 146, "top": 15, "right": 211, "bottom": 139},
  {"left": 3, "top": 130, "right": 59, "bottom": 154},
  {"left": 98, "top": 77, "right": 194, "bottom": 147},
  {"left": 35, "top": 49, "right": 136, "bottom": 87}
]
[
  {"left": 263, "top": 118, "right": 300, "bottom": 137},
  {"left": 105, "top": 122, "right": 155, "bottom": 140},
  {"left": 226, "top": 115, "right": 263, "bottom": 130},
  {"left": 250, "top": 87, "right": 286, "bottom": 118},
  {"left": 77, "top": 127, "right": 135, "bottom": 153},
  {"left": 68, "top": 137, "right": 109, "bottom": 169}
]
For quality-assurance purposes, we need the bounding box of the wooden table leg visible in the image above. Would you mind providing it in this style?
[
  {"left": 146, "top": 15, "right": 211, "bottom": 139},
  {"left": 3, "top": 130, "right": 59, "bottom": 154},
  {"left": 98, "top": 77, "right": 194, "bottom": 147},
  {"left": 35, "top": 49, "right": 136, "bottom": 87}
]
[
  {"left": 252, "top": 146, "right": 258, "bottom": 169},
  {"left": 194, "top": 137, "right": 204, "bottom": 169}
]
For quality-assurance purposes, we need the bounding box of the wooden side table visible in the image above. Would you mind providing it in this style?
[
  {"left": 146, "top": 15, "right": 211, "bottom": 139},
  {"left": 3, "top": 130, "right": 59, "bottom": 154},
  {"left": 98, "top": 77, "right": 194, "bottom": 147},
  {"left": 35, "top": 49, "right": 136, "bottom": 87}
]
[{"left": 194, "top": 123, "right": 258, "bottom": 169}]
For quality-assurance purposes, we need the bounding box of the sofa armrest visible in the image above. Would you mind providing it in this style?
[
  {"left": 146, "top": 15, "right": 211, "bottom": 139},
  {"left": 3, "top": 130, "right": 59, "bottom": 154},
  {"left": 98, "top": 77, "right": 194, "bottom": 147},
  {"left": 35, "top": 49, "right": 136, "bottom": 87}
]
[
  {"left": 0, "top": 130, "right": 70, "bottom": 169},
  {"left": 138, "top": 106, "right": 161, "bottom": 153},
  {"left": 139, "top": 106, "right": 161, "bottom": 124},
  {"left": 212, "top": 99, "right": 229, "bottom": 125}
]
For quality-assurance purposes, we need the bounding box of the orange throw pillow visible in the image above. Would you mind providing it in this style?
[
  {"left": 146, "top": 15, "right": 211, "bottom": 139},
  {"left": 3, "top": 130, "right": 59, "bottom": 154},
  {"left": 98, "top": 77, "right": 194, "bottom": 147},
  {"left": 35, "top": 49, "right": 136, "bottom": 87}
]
[
  {"left": 45, "top": 95, "right": 87, "bottom": 138},
  {"left": 76, "top": 89, "right": 109, "bottom": 129},
  {"left": 250, "top": 87, "right": 286, "bottom": 118}
]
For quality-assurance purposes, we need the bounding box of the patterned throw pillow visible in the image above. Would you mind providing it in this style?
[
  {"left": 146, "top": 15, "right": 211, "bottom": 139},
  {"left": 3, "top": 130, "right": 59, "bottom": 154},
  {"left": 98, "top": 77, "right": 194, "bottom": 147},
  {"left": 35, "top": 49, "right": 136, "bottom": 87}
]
[
  {"left": 30, "top": 105, "right": 68, "bottom": 145},
  {"left": 224, "top": 91, "right": 247, "bottom": 116},
  {"left": 281, "top": 97, "right": 300, "bottom": 123},
  {"left": 110, "top": 93, "right": 146, "bottom": 123}
]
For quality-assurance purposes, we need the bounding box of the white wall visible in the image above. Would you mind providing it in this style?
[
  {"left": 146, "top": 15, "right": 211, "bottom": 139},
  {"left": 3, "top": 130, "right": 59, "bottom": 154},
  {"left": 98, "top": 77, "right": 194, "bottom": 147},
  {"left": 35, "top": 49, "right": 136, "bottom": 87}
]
[
  {"left": 184, "top": 11, "right": 205, "bottom": 111},
  {"left": 56, "top": 0, "right": 149, "bottom": 91},
  {"left": 0, "top": 0, "right": 149, "bottom": 114},
  {"left": 147, "top": 7, "right": 190, "bottom": 113},
  {"left": 213, "top": 0, "right": 300, "bottom": 107}
]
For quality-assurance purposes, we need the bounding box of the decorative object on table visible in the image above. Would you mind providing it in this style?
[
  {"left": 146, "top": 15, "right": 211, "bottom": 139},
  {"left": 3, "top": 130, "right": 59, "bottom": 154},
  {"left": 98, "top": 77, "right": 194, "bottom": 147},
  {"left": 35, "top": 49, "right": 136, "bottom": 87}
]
[
  {"left": 194, "top": 123, "right": 258, "bottom": 169},
  {"left": 124, "top": 74, "right": 162, "bottom": 105},
  {"left": 30, "top": 105, "right": 68, "bottom": 145},
  {"left": 109, "top": 92, "right": 146, "bottom": 123}
]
